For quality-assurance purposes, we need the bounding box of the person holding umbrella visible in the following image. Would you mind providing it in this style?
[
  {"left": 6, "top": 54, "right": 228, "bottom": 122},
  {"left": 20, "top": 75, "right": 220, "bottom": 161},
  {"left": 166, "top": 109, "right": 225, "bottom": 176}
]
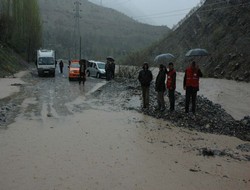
[
  {"left": 155, "top": 64, "right": 166, "bottom": 111},
  {"left": 183, "top": 61, "right": 203, "bottom": 114},
  {"left": 79, "top": 59, "right": 87, "bottom": 85},
  {"left": 138, "top": 62, "right": 153, "bottom": 109},
  {"left": 105, "top": 56, "right": 114, "bottom": 81},
  {"left": 166, "top": 62, "right": 176, "bottom": 111}
]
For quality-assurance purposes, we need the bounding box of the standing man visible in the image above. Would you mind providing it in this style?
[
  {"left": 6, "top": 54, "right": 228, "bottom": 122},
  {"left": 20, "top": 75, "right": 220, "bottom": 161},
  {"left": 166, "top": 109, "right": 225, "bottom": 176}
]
[
  {"left": 79, "top": 59, "right": 86, "bottom": 85},
  {"left": 59, "top": 60, "right": 64, "bottom": 73},
  {"left": 183, "top": 61, "right": 203, "bottom": 114},
  {"left": 138, "top": 62, "right": 153, "bottom": 109},
  {"left": 155, "top": 64, "right": 166, "bottom": 111},
  {"left": 166, "top": 62, "right": 176, "bottom": 111}
]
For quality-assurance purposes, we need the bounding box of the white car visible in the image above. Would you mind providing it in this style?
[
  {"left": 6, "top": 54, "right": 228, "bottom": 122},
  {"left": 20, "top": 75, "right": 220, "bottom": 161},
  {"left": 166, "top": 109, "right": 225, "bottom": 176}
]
[{"left": 86, "top": 60, "right": 106, "bottom": 78}]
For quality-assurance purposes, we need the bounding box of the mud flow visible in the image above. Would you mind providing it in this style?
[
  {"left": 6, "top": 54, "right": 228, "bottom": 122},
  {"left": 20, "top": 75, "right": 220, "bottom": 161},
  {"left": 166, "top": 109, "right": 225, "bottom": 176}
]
[{"left": 0, "top": 67, "right": 250, "bottom": 190}]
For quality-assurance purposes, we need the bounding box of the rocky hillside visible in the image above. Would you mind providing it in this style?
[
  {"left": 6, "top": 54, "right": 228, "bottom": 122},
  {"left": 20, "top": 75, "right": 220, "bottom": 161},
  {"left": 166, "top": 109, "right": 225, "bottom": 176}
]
[
  {"left": 0, "top": 46, "right": 29, "bottom": 77},
  {"left": 38, "top": 0, "right": 169, "bottom": 60},
  {"left": 123, "top": 0, "right": 250, "bottom": 82}
]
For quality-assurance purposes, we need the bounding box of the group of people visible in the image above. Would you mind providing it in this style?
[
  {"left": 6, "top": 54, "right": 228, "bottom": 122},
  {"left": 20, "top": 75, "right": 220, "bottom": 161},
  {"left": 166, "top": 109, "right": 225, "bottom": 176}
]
[
  {"left": 77, "top": 57, "right": 116, "bottom": 85},
  {"left": 138, "top": 61, "right": 202, "bottom": 114}
]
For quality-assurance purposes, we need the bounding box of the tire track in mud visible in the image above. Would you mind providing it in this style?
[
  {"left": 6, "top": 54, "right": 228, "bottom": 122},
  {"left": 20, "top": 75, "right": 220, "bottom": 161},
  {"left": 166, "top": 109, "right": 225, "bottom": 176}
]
[{"left": 0, "top": 68, "right": 106, "bottom": 128}]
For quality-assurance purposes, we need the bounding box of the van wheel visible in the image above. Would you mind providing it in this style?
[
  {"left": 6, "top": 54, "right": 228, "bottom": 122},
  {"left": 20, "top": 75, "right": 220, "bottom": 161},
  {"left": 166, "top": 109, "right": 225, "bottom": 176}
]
[{"left": 96, "top": 73, "right": 100, "bottom": 78}]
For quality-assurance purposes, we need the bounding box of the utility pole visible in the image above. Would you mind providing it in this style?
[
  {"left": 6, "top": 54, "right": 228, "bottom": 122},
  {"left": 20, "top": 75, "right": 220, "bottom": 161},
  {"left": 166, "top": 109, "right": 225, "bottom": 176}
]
[
  {"left": 73, "top": 0, "right": 81, "bottom": 59},
  {"left": 80, "top": 36, "right": 82, "bottom": 60}
]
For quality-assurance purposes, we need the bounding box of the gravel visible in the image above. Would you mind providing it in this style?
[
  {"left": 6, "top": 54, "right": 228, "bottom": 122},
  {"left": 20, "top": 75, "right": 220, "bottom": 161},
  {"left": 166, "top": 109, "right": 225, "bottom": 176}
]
[
  {"left": 0, "top": 103, "right": 17, "bottom": 128},
  {"left": 92, "top": 78, "right": 250, "bottom": 142}
]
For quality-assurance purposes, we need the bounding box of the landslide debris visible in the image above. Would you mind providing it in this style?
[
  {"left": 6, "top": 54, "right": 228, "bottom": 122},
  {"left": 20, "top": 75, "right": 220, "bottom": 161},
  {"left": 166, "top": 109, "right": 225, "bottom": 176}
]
[{"left": 91, "top": 79, "right": 250, "bottom": 141}]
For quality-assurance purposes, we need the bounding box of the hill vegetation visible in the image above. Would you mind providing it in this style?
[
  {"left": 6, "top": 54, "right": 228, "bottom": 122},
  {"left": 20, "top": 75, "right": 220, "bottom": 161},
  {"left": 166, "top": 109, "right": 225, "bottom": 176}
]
[
  {"left": 38, "top": 0, "right": 170, "bottom": 60},
  {"left": 0, "top": 0, "right": 42, "bottom": 76},
  {"left": 122, "top": 0, "right": 250, "bottom": 82},
  {"left": 0, "top": 0, "right": 42, "bottom": 61}
]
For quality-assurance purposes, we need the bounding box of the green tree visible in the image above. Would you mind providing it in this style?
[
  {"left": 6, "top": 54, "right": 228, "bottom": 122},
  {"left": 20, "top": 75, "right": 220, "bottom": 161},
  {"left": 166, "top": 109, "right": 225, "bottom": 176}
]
[{"left": 0, "top": 0, "right": 42, "bottom": 61}]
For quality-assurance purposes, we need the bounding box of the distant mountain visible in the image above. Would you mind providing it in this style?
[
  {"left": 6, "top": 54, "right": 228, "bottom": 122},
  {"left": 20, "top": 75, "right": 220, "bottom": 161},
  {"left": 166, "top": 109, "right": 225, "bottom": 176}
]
[
  {"left": 123, "top": 0, "right": 250, "bottom": 82},
  {"left": 38, "top": 0, "right": 170, "bottom": 60}
]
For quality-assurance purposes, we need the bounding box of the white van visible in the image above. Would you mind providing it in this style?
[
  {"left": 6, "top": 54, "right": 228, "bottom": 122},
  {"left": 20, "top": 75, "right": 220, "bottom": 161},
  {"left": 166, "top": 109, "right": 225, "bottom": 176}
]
[
  {"left": 36, "top": 49, "right": 56, "bottom": 77},
  {"left": 86, "top": 60, "right": 106, "bottom": 78}
]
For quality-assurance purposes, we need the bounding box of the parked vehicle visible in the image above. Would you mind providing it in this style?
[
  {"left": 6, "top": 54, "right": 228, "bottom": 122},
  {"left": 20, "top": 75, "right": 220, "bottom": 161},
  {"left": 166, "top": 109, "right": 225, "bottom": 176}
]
[
  {"left": 36, "top": 49, "right": 56, "bottom": 77},
  {"left": 68, "top": 60, "right": 80, "bottom": 81},
  {"left": 86, "top": 60, "right": 106, "bottom": 78}
]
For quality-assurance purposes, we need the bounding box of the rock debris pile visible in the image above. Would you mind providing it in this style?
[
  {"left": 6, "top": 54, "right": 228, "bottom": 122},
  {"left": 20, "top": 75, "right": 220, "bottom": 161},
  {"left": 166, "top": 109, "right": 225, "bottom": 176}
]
[
  {"left": 0, "top": 103, "right": 17, "bottom": 128},
  {"left": 92, "top": 78, "right": 250, "bottom": 141}
]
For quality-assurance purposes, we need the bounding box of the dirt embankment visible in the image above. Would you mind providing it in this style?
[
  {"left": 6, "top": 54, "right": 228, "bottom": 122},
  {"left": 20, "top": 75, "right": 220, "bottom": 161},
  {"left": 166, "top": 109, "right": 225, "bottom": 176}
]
[
  {"left": 0, "top": 71, "right": 27, "bottom": 127},
  {"left": 0, "top": 46, "right": 30, "bottom": 78}
]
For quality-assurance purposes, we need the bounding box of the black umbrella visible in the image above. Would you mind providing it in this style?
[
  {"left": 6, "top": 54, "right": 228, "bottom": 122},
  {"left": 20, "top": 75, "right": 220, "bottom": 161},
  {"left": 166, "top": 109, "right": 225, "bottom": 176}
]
[
  {"left": 106, "top": 56, "right": 115, "bottom": 62},
  {"left": 154, "top": 53, "right": 175, "bottom": 64},
  {"left": 185, "top": 48, "right": 209, "bottom": 57}
]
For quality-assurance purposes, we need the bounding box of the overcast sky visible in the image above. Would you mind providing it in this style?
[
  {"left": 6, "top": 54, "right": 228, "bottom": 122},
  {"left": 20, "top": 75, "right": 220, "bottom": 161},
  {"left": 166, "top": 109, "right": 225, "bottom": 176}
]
[{"left": 89, "top": 0, "right": 202, "bottom": 28}]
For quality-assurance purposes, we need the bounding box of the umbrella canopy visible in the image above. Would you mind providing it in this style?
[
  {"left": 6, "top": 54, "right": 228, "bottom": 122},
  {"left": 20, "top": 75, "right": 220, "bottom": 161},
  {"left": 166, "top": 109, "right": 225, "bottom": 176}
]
[
  {"left": 185, "top": 48, "right": 209, "bottom": 57},
  {"left": 154, "top": 53, "right": 175, "bottom": 64},
  {"left": 106, "top": 56, "right": 115, "bottom": 62}
]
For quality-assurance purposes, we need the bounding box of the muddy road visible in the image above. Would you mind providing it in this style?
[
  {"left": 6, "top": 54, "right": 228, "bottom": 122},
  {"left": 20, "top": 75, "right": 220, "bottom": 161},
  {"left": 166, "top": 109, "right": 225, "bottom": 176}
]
[{"left": 0, "top": 66, "right": 250, "bottom": 190}]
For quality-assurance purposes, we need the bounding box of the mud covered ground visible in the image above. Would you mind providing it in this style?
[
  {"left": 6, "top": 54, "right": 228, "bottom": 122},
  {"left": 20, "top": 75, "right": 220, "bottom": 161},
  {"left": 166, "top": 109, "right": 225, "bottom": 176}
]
[
  {"left": 1, "top": 67, "right": 250, "bottom": 189},
  {"left": 92, "top": 78, "right": 250, "bottom": 142}
]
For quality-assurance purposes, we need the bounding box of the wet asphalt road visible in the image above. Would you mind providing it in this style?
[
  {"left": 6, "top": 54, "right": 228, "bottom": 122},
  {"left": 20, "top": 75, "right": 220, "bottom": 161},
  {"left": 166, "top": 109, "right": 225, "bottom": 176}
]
[
  {"left": 23, "top": 65, "right": 106, "bottom": 117},
  {"left": 0, "top": 64, "right": 107, "bottom": 132}
]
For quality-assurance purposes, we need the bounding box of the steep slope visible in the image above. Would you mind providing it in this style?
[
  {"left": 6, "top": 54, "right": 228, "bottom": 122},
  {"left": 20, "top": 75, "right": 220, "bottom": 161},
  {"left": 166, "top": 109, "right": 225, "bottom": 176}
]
[
  {"left": 0, "top": 46, "right": 29, "bottom": 77},
  {"left": 38, "top": 0, "right": 169, "bottom": 60},
  {"left": 123, "top": 0, "right": 250, "bottom": 82}
]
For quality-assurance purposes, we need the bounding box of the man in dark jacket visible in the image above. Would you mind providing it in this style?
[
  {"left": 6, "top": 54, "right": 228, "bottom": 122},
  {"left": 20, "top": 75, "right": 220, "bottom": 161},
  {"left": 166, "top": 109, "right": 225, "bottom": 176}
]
[
  {"left": 138, "top": 62, "right": 153, "bottom": 109},
  {"left": 105, "top": 60, "right": 112, "bottom": 81},
  {"left": 183, "top": 61, "right": 203, "bottom": 113},
  {"left": 59, "top": 60, "right": 64, "bottom": 73},
  {"left": 79, "top": 59, "right": 86, "bottom": 85},
  {"left": 155, "top": 64, "right": 166, "bottom": 111}
]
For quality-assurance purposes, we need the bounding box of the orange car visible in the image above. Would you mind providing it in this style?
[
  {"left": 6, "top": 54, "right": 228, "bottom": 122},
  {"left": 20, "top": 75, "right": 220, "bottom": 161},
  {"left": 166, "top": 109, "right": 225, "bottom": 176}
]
[{"left": 68, "top": 60, "right": 80, "bottom": 81}]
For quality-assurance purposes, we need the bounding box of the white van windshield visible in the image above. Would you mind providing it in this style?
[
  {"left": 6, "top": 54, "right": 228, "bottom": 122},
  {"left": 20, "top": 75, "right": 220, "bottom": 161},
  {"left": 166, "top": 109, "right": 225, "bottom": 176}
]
[{"left": 38, "top": 57, "right": 54, "bottom": 65}]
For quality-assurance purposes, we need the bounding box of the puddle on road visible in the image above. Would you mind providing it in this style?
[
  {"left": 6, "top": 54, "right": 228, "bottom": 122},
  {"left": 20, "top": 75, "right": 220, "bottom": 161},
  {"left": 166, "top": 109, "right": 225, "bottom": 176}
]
[{"left": 85, "top": 80, "right": 107, "bottom": 96}]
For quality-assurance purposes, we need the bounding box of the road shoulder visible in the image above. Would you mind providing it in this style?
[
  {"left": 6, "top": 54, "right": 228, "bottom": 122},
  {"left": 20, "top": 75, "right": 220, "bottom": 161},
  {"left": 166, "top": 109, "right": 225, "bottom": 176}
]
[{"left": 0, "top": 71, "right": 27, "bottom": 100}]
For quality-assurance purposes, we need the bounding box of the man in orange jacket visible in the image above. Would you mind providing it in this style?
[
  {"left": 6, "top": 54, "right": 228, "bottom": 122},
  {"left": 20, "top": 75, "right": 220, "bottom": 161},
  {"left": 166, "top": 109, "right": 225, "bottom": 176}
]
[{"left": 183, "top": 61, "right": 203, "bottom": 114}]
